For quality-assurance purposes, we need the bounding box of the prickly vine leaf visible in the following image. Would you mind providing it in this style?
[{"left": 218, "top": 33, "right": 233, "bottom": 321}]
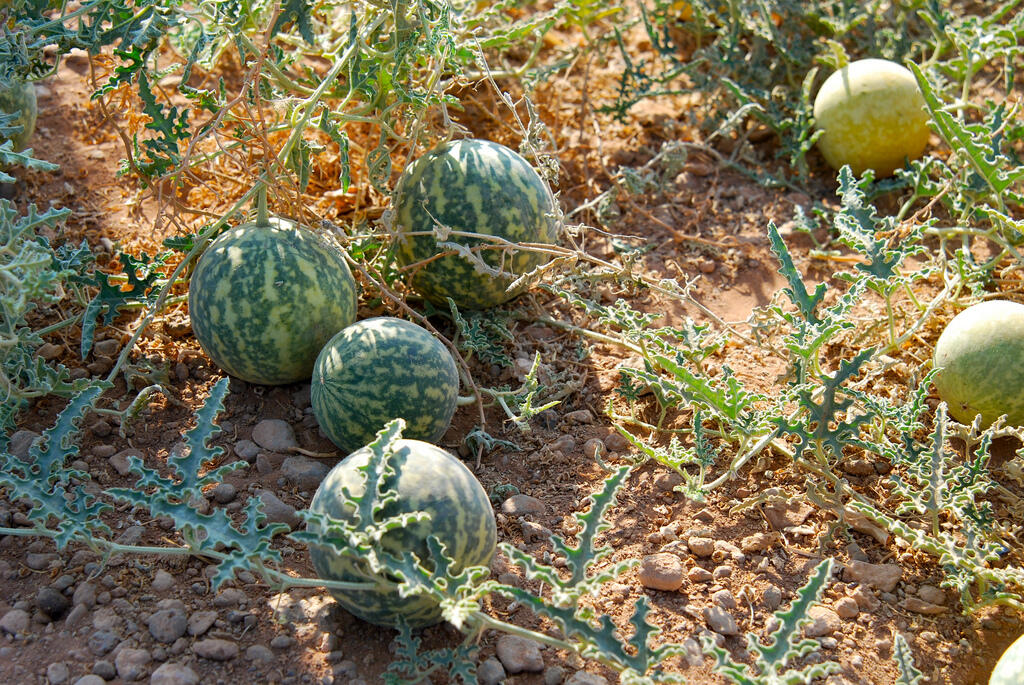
[
  {"left": 0, "top": 383, "right": 113, "bottom": 547},
  {"left": 892, "top": 633, "right": 924, "bottom": 685},
  {"left": 81, "top": 249, "right": 171, "bottom": 358},
  {"left": 704, "top": 558, "right": 840, "bottom": 684},
  {"left": 107, "top": 378, "right": 289, "bottom": 589}
]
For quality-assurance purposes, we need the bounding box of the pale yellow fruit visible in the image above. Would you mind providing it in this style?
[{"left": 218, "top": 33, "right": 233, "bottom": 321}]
[{"left": 812, "top": 58, "right": 930, "bottom": 177}]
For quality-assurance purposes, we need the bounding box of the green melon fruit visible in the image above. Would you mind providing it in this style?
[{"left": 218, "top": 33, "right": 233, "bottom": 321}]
[
  {"left": 392, "top": 138, "right": 560, "bottom": 310},
  {"left": 933, "top": 300, "right": 1024, "bottom": 427},
  {"left": 311, "top": 317, "right": 459, "bottom": 453},
  {"left": 990, "top": 633, "right": 1024, "bottom": 685},
  {"left": 813, "top": 58, "right": 930, "bottom": 177},
  {"left": 0, "top": 79, "right": 37, "bottom": 152},
  {"left": 189, "top": 201, "right": 357, "bottom": 385},
  {"left": 307, "top": 436, "right": 497, "bottom": 628}
]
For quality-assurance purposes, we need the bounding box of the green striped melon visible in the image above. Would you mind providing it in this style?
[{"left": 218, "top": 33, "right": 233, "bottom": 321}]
[
  {"left": 308, "top": 437, "right": 497, "bottom": 628},
  {"left": 189, "top": 216, "right": 357, "bottom": 385},
  {"left": 0, "top": 79, "right": 37, "bottom": 151},
  {"left": 392, "top": 138, "right": 560, "bottom": 310},
  {"left": 933, "top": 300, "right": 1024, "bottom": 426},
  {"left": 311, "top": 317, "right": 459, "bottom": 452}
]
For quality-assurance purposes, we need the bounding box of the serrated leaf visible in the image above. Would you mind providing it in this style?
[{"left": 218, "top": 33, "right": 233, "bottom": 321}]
[{"left": 893, "top": 633, "right": 924, "bottom": 685}]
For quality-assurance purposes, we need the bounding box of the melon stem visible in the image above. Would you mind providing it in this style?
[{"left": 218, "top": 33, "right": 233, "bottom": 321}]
[{"left": 256, "top": 182, "right": 270, "bottom": 226}]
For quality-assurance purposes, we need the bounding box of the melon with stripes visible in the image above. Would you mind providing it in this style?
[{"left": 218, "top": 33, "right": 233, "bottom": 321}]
[
  {"left": 188, "top": 211, "right": 357, "bottom": 385},
  {"left": 934, "top": 299, "right": 1024, "bottom": 426},
  {"left": 308, "top": 436, "right": 497, "bottom": 628},
  {"left": 0, "top": 79, "right": 37, "bottom": 151},
  {"left": 392, "top": 138, "right": 560, "bottom": 310},
  {"left": 311, "top": 317, "right": 459, "bottom": 452}
]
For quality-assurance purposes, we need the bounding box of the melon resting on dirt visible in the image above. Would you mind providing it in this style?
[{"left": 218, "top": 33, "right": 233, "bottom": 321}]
[
  {"left": 307, "top": 437, "right": 497, "bottom": 628},
  {"left": 310, "top": 317, "right": 460, "bottom": 453},
  {"left": 188, "top": 214, "right": 357, "bottom": 385},
  {"left": 933, "top": 299, "right": 1024, "bottom": 427},
  {"left": 392, "top": 138, "right": 560, "bottom": 310},
  {"left": 812, "top": 58, "right": 930, "bottom": 177},
  {"left": 0, "top": 78, "right": 38, "bottom": 151},
  {"left": 990, "top": 632, "right": 1024, "bottom": 685}
]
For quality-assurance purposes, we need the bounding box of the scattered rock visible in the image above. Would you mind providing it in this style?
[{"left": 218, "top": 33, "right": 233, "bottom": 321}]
[
  {"left": 712, "top": 565, "right": 732, "bottom": 580},
  {"left": 712, "top": 589, "right": 737, "bottom": 610},
  {"left": 94, "top": 339, "right": 120, "bottom": 357},
  {"left": 603, "top": 432, "right": 630, "bottom": 452},
  {"left": 843, "top": 459, "right": 875, "bottom": 476},
  {"left": 549, "top": 435, "right": 576, "bottom": 454},
  {"left": 87, "top": 629, "right": 120, "bottom": 656},
  {"left": 653, "top": 472, "right": 684, "bottom": 493},
  {"left": 187, "top": 611, "right": 217, "bottom": 637},
  {"left": 0, "top": 608, "right": 30, "bottom": 635},
  {"left": 270, "top": 634, "right": 296, "bottom": 649},
  {"left": 8, "top": 430, "right": 39, "bottom": 459},
  {"left": 37, "top": 343, "right": 64, "bottom": 361},
  {"left": 72, "top": 676, "right": 106, "bottom": 685},
  {"left": 501, "top": 495, "right": 545, "bottom": 516},
  {"left": 763, "top": 501, "right": 814, "bottom": 529},
  {"left": 843, "top": 560, "right": 902, "bottom": 593},
  {"left": 478, "top": 657, "right": 506, "bottom": 685},
  {"left": 565, "top": 673, "right": 607, "bottom": 685},
  {"left": 152, "top": 570, "right": 174, "bottom": 593},
  {"left": 37, "top": 587, "right": 71, "bottom": 620},
  {"left": 687, "top": 567, "right": 712, "bottom": 583},
  {"left": 903, "top": 597, "right": 947, "bottom": 615},
  {"left": 74, "top": 583, "right": 97, "bottom": 608},
  {"left": 211, "top": 482, "right": 237, "bottom": 504},
  {"left": 114, "top": 647, "right": 151, "bottom": 681},
  {"left": 256, "top": 490, "right": 300, "bottom": 529},
  {"left": 150, "top": 662, "right": 200, "bottom": 685},
  {"left": 26, "top": 552, "right": 60, "bottom": 571},
  {"left": 281, "top": 456, "right": 329, "bottom": 490},
  {"left": 521, "top": 521, "right": 552, "bottom": 541},
  {"left": 917, "top": 585, "right": 946, "bottom": 606},
  {"left": 246, "top": 645, "right": 274, "bottom": 663},
  {"left": 849, "top": 586, "right": 880, "bottom": 612},
  {"left": 252, "top": 420, "right": 298, "bottom": 451},
  {"left": 496, "top": 634, "right": 544, "bottom": 674},
  {"left": 803, "top": 607, "right": 841, "bottom": 637},
  {"left": 687, "top": 537, "right": 714, "bottom": 557},
  {"left": 149, "top": 608, "right": 188, "bottom": 643},
  {"left": 193, "top": 638, "right": 239, "bottom": 661},
  {"left": 213, "top": 588, "right": 246, "bottom": 608},
  {"left": 843, "top": 508, "right": 889, "bottom": 544},
  {"left": 740, "top": 532, "right": 777, "bottom": 553},
  {"left": 46, "top": 661, "right": 70, "bottom": 684},
  {"left": 762, "top": 586, "right": 782, "bottom": 610},
  {"left": 233, "top": 440, "right": 260, "bottom": 461},
  {"left": 543, "top": 665, "right": 567, "bottom": 685},
  {"left": 713, "top": 540, "right": 744, "bottom": 562},
  {"left": 92, "top": 661, "right": 116, "bottom": 680},
  {"left": 115, "top": 525, "right": 145, "bottom": 545},
  {"left": 564, "top": 409, "right": 593, "bottom": 424},
  {"left": 703, "top": 606, "right": 738, "bottom": 636},
  {"left": 64, "top": 604, "right": 89, "bottom": 630},
  {"left": 638, "top": 553, "right": 684, "bottom": 591},
  {"left": 834, "top": 597, "right": 859, "bottom": 619},
  {"left": 109, "top": 449, "right": 142, "bottom": 476}
]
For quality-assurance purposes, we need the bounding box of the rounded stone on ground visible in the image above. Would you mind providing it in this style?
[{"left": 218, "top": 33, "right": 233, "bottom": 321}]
[
  {"left": 193, "top": 638, "right": 239, "bottom": 661},
  {"left": 150, "top": 661, "right": 200, "bottom": 685},
  {"left": 233, "top": 440, "right": 260, "bottom": 461},
  {"left": 803, "top": 606, "right": 841, "bottom": 637},
  {"left": 252, "top": 419, "right": 298, "bottom": 451},
  {"left": 500, "top": 494, "right": 545, "bottom": 516},
  {"left": 114, "top": 647, "right": 151, "bottom": 681},
  {"left": 210, "top": 482, "right": 237, "bottom": 504},
  {"left": 37, "top": 587, "right": 71, "bottom": 620},
  {"left": 151, "top": 570, "right": 174, "bottom": 593},
  {"left": 638, "top": 553, "right": 684, "bottom": 591},
  {"left": 46, "top": 662, "right": 70, "bottom": 685},
  {"left": 496, "top": 634, "right": 544, "bottom": 674},
  {"left": 687, "top": 537, "right": 714, "bottom": 557},
  {"left": 92, "top": 660, "right": 116, "bottom": 679},
  {"left": 246, "top": 644, "right": 275, "bottom": 662},
  {"left": 834, "top": 596, "right": 859, "bottom": 619},
  {"left": 1, "top": 608, "right": 31, "bottom": 635},
  {"left": 72, "top": 676, "right": 107, "bottom": 685},
  {"left": 477, "top": 656, "right": 506, "bottom": 685},
  {"left": 687, "top": 567, "right": 712, "bottom": 583},
  {"left": 565, "top": 672, "right": 608, "bottom": 685}
]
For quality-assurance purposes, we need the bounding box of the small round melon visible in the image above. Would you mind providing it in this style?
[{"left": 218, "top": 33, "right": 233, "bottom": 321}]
[
  {"left": 392, "top": 138, "right": 560, "bottom": 310},
  {"left": 311, "top": 317, "right": 459, "bottom": 453},
  {"left": 307, "top": 438, "right": 497, "bottom": 628},
  {"left": 812, "top": 58, "right": 930, "bottom": 177},
  {"left": 933, "top": 300, "right": 1024, "bottom": 427},
  {"left": 0, "top": 79, "right": 37, "bottom": 151},
  {"left": 990, "top": 633, "right": 1024, "bottom": 685},
  {"left": 189, "top": 217, "right": 357, "bottom": 385}
]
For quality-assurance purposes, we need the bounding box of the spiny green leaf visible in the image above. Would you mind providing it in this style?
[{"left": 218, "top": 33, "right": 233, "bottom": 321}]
[{"left": 892, "top": 633, "right": 924, "bottom": 685}]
